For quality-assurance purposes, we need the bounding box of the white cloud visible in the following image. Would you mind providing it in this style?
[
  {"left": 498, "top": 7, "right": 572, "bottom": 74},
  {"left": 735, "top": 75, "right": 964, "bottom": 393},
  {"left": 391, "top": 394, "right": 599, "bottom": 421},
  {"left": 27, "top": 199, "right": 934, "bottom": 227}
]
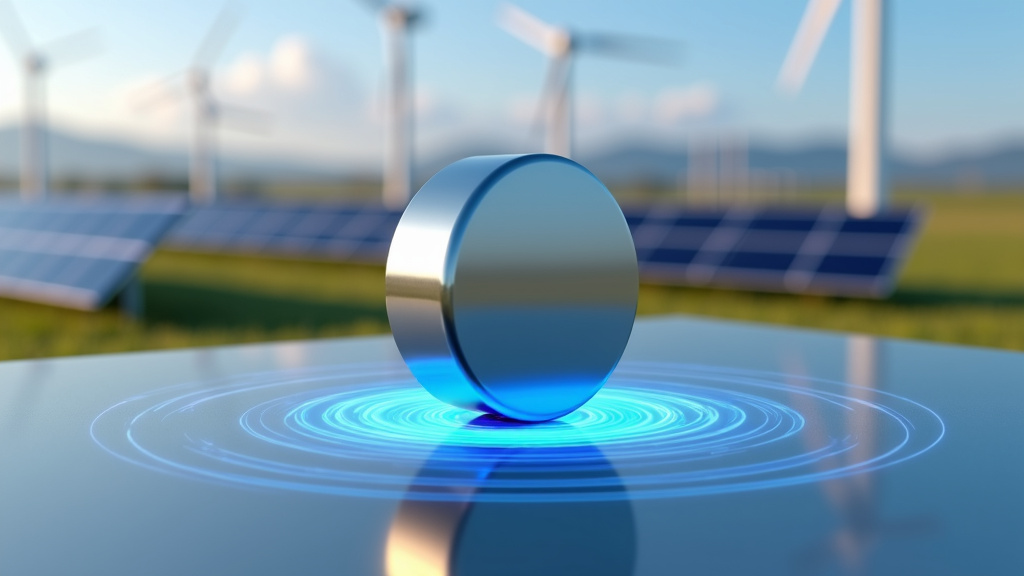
[
  {"left": 269, "top": 36, "right": 315, "bottom": 91},
  {"left": 222, "top": 34, "right": 325, "bottom": 98},
  {"left": 654, "top": 83, "right": 719, "bottom": 124},
  {"left": 172, "top": 34, "right": 379, "bottom": 165},
  {"left": 222, "top": 35, "right": 323, "bottom": 98},
  {"left": 224, "top": 53, "right": 264, "bottom": 95}
]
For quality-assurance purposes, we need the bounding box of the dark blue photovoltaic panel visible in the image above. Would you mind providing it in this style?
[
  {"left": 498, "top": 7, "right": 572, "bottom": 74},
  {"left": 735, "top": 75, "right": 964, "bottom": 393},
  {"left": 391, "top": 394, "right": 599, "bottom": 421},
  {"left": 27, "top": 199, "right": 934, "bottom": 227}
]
[
  {"left": 718, "top": 251, "right": 797, "bottom": 272},
  {"left": 839, "top": 218, "right": 907, "bottom": 234},
  {"left": 0, "top": 195, "right": 185, "bottom": 310},
  {"left": 647, "top": 247, "right": 700, "bottom": 265},
  {"left": 168, "top": 201, "right": 921, "bottom": 298},
  {"left": 747, "top": 216, "right": 817, "bottom": 231},
  {"left": 672, "top": 215, "right": 723, "bottom": 228},
  {"left": 829, "top": 232, "right": 901, "bottom": 256},
  {"left": 0, "top": 251, "right": 32, "bottom": 277},
  {"left": 733, "top": 230, "right": 809, "bottom": 253},
  {"left": 661, "top": 227, "right": 716, "bottom": 248},
  {"left": 166, "top": 202, "right": 400, "bottom": 263},
  {"left": 629, "top": 205, "right": 922, "bottom": 298}
]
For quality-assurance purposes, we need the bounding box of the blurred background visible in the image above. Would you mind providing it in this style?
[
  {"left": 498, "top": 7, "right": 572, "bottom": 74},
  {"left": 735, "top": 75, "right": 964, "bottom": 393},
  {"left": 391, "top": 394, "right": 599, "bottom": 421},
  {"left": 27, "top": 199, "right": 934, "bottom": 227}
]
[{"left": 0, "top": 0, "right": 1021, "bottom": 360}]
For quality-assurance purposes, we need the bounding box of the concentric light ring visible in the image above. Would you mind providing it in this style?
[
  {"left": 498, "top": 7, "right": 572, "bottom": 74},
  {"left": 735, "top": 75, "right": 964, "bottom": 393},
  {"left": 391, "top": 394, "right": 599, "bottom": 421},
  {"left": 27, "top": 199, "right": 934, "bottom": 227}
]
[{"left": 91, "top": 361, "right": 944, "bottom": 502}]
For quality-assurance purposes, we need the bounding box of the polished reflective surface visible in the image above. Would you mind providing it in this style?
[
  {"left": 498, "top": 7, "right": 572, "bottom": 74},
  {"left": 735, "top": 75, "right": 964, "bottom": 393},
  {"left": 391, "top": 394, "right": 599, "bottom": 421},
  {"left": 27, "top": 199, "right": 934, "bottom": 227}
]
[
  {"left": 385, "top": 428, "right": 636, "bottom": 576},
  {"left": 1, "top": 317, "right": 1022, "bottom": 575},
  {"left": 386, "top": 154, "right": 638, "bottom": 421}
]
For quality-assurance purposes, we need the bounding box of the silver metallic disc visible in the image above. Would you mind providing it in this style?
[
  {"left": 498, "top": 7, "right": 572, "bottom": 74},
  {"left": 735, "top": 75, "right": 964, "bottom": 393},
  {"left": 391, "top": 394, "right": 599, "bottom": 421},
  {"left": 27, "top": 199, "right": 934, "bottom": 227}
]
[{"left": 386, "top": 154, "right": 638, "bottom": 421}]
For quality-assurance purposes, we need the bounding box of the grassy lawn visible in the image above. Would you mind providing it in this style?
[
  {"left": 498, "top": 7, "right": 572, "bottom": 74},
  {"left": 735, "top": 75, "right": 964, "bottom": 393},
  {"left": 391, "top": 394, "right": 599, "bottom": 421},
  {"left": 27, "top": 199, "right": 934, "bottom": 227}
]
[{"left": 0, "top": 192, "right": 1020, "bottom": 361}]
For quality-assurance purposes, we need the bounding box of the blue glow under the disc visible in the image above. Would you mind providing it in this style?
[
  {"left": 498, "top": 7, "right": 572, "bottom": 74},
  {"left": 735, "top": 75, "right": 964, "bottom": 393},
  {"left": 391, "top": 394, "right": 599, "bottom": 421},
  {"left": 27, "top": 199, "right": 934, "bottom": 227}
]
[{"left": 90, "top": 362, "right": 945, "bottom": 502}]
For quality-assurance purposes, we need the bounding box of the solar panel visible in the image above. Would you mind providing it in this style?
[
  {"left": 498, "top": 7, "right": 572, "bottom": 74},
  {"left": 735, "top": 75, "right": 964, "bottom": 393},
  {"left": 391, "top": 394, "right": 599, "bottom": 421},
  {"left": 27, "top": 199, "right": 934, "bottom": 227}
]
[
  {"left": 631, "top": 205, "right": 922, "bottom": 298},
  {"left": 168, "top": 201, "right": 921, "bottom": 298},
  {"left": 166, "top": 202, "right": 401, "bottom": 264},
  {"left": 0, "top": 196, "right": 186, "bottom": 310}
]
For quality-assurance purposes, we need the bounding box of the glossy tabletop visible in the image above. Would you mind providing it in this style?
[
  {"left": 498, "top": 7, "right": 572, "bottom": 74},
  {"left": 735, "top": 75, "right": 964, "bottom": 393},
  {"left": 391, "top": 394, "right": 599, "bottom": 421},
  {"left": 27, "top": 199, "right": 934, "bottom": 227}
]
[{"left": 0, "top": 316, "right": 1021, "bottom": 575}]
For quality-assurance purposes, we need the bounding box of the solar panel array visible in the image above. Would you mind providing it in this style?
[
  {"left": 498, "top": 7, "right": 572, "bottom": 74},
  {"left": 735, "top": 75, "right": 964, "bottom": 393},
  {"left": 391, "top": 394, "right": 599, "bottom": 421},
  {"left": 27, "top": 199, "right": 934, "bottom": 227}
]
[
  {"left": 0, "top": 196, "right": 185, "bottom": 310},
  {"left": 626, "top": 205, "right": 921, "bottom": 298},
  {"left": 168, "top": 201, "right": 921, "bottom": 298},
  {"left": 166, "top": 203, "right": 400, "bottom": 264}
]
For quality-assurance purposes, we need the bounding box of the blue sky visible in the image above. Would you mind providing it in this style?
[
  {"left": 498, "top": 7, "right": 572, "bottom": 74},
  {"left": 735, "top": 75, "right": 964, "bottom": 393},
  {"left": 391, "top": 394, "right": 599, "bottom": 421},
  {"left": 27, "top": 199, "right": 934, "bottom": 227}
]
[{"left": 0, "top": 0, "right": 1021, "bottom": 169}]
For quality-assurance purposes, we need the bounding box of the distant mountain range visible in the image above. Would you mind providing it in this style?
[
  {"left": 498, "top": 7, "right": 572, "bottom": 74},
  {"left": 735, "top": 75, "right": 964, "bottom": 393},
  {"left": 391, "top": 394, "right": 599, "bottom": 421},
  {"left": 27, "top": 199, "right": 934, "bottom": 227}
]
[
  {"left": 576, "top": 140, "right": 1024, "bottom": 187},
  {"left": 0, "top": 126, "right": 1022, "bottom": 188},
  {"left": 0, "top": 127, "right": 342, "bottom": 183}
]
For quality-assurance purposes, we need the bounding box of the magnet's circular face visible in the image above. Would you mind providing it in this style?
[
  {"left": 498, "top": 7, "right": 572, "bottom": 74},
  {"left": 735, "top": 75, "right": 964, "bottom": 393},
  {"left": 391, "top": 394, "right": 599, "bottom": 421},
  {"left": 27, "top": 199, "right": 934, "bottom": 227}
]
[{"left": 386, "top": 154, "right": 638, "bottom": 422}]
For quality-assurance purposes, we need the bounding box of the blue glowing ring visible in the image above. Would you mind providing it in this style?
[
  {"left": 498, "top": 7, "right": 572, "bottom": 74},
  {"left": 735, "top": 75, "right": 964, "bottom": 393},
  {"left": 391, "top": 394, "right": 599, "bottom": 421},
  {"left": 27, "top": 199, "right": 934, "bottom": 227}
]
[{"left": 90, "top": 362, "right": 945, "bottom": 502}]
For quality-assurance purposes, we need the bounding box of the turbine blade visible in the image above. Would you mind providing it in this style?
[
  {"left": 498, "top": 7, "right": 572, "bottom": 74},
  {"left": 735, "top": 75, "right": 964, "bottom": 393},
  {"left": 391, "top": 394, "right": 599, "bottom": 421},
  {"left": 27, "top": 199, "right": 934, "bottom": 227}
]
[
  {"left": 498, "top": 3, "right": 560, "bottom": 55},
  {"left": 576, "top": 32, "right": 681, "bottom": 65},
  {"left": 777, "top": 0, "right": 843, "bottom": 93},
  {"left": 128, "top": 72, "right": 187, "bottom": 113},
  {"left": 0, "top": 0, "right": 33, "bottom": 55},
  {"left": 353, "top": 0, "right": 387, "bottom": 13},
  {"left": 404, "top": 6, "right": 427, "bottom": 28},
  {"left": 38, "top": 27, "right": 102, "bottom": 68},
  {"left": 192, "top": 2, "right": 241, "bottom": 68}
]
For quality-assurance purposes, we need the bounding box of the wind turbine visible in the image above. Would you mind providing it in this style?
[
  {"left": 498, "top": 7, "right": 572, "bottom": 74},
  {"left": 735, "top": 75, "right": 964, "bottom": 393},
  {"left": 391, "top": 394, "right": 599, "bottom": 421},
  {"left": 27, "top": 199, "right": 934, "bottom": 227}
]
[
  {"left": 186, "top": 6, "right": 241, "bottom": 205},
  {"left": 0, "top": 1, "right": 98, "bottom": 201},
  {"left": 499, "top": 3, "right": 678, "bottom": 159},
  {"left": 136, "top": 6, "right": 266, "bottom": 205},
  {"left": 778, "top": 0, "right": 887, "bottom": 218},
  {"left": 356, "top": 1, "right": 425, "bottom": 209}
]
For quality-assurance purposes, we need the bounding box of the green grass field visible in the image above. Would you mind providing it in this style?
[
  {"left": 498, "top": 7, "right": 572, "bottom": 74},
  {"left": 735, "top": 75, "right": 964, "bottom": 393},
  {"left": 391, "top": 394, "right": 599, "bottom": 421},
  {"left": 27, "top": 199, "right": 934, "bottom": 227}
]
[{"left": 0, "top": 193, "right": 1021, "bottom": 361}]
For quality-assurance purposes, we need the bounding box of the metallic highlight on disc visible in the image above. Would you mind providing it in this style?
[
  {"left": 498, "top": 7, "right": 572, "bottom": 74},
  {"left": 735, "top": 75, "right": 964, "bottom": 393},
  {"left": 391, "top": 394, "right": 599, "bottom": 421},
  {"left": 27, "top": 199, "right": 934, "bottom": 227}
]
[{"left": 385, "top": 154, "right": 639, "bottom": 421}]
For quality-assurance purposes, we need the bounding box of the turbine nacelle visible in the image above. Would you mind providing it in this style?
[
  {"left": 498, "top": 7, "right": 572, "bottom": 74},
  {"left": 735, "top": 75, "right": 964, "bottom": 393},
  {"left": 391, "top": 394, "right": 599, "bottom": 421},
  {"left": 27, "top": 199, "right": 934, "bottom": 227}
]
[
  {"left": 548, "top": 30, "right": 573, "bottom": 58},
  {"left": 382, "top": 4, "right": 423, "bottom": 30},
  {"left": 23, "top": 52, "right": 44, "bottom": 74}
]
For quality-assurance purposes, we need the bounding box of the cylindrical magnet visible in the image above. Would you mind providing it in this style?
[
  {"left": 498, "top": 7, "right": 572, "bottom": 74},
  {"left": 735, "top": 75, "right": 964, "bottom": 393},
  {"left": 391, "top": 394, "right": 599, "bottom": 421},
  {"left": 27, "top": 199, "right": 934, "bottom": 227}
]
[{"left": 386, "top": 154, "right": 637, "bottom": 421}]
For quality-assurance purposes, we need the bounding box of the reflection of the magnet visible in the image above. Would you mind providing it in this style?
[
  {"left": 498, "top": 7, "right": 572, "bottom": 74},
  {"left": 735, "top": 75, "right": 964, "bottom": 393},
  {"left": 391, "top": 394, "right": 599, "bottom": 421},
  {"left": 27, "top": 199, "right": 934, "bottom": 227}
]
[
  {"left": 0, "top": 360, "right": 51, "bottom": 437},
  {"left": 787, "top": 336, "right": 936, "bottom": 575},
  {"left": 386, "top": 416, "right": 637, "bottom": 576},
  {"left": 195, "top": 348, "right": 225, "bottom": 385}
]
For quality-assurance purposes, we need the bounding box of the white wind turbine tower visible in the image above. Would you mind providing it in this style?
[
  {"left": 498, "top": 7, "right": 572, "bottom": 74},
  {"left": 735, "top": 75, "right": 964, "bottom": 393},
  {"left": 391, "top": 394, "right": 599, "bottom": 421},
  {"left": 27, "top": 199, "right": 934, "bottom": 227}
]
[
  {"left": 778, "top": 0, "right": 888, "bottom": 218},
  {"left": 499, "top": 4, "right": 677, "bottom": 159},
  {"left": 356, "top": 1, "right": 425, "bottom": 209},
  {"left": 0, "top": 1, "right": 98, "bottom": 201},
  {"left": 186, "top": 7, "right": 241, "bottom": 205}
]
